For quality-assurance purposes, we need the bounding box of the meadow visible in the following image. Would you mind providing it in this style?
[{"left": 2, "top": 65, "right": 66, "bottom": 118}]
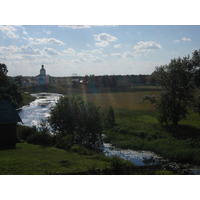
[
  {"left": 0, "top": 142, "right": 175, "bottom": 175},
  {"left": 20, "top": 84, "right": 200, "bottom": 166}
]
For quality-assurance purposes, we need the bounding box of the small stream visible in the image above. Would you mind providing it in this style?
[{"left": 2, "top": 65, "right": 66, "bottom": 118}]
[{"left": 18, "top": 93, "right": 200, "bottom": 174}]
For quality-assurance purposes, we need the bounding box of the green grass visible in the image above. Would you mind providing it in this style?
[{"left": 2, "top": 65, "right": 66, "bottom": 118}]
[
  {"left": 20, "top": 84, "right": 160, "bottom": 110},
  {"left": 104, "top": 109, "right": 200, "bottom": 165},
  {"left": 17, "top": 85, "right": 200, "bottom": 170},
  {"left": 0, "top": 142, "right": 176, "bottom": 175},
  {"left": 18, "top": 92, "right": 36, "bottom": 108},
  {"left": 0, "top": 143, "right": 111, "bottom": 175}
]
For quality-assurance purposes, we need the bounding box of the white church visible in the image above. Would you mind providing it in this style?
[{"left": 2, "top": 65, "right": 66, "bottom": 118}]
[{"left": 35, "top": 64, "right": 49, "bottom": 85}]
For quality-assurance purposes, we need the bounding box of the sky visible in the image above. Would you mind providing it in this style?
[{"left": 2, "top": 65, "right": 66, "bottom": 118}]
[{"left": 1, "top": 25, "right": 200, "bottom": 77}]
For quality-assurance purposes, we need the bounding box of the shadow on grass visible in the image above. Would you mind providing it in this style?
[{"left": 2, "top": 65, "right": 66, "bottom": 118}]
[{"left": 164, "top": 124, "right": 200, "bottom": 139}]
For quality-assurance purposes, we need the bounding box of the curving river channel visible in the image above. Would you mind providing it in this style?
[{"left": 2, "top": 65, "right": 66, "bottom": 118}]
[{"left": 18, "top": 93, "right": 200, "bottom": 174}]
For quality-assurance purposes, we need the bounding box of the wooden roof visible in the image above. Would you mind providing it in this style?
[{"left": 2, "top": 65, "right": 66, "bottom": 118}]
[{"left": 0, "top": 100, "right": 22, "bottom": 124}]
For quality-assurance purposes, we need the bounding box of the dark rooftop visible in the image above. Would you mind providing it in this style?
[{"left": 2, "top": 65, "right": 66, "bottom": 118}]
[{"left": 0, "top": 100, "right": 22, "bottom": 124}]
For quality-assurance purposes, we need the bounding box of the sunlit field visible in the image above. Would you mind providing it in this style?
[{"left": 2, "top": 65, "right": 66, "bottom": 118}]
[{"left": 78, "top": 86, "right": 160, "bottom": 110}]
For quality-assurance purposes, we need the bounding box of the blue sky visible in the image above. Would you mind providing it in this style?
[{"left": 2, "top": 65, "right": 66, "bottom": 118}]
[{"left": 1, "top": 25, "right": 200, "bottom": 77}]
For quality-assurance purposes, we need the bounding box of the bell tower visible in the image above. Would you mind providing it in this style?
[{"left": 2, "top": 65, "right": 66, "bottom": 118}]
[{"left": 40, "top": 64, "right": 46, "bottom": 76}]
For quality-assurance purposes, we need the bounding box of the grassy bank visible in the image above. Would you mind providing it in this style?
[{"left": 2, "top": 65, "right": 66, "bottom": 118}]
[
  {"left": 104, "top": 109, "right": 200, "bottom": 165},
  {"left": 0, "top": 142, "right": 175, "bottom": 175},
  {"left": 0, "top": 143, "right": 110, "bottom": 175},
  {"left": 19, "top": 92, "right": 36, "bottom": 108},
  {"left": 17, "top": 85, "right": 200, "bottom": 169}
]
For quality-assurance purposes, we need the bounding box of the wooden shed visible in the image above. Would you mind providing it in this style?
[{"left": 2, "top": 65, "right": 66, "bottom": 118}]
[{"left": 0, "top": 100, "right": 22, "bottom": 149}]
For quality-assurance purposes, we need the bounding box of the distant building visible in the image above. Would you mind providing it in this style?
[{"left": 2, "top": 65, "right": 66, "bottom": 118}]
[
  {"left": 35, "top": 64, "right": 49, "bottom": 85},
  {"left": 0, "top": 101, "right": 22, "bottom": 149}
]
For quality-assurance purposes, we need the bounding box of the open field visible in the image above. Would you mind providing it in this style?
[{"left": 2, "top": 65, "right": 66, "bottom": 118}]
[{"left": 21, "top": 84, "right": 161, "bottom": 110}]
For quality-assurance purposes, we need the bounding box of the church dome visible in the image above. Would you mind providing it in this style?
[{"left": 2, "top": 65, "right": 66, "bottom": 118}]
[{"left": 40, "top": 64, "right": 46, "bottom": 76}]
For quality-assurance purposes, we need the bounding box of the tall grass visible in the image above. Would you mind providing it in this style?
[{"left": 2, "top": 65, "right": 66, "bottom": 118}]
[{"left": 104, "top": 109, "right": 200, "bottom": 165}]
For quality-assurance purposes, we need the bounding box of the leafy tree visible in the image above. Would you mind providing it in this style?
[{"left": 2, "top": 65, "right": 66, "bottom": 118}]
[
  {"left": 193, "top": 95, "right": 200, "bottom": 114},
  {"left": 104, "top": 106, "right": 116, "bottom": 129},
  {"left": 144, "top": 56, "right": 196, "bottom": 125},
  {"left": 0, "top": 63, "right": 22, "bottom": 108},
  {"left": 48, "top": 96, "right": 103, "bottom": 150},
  {"left": 191, "top": 49, "right": 200, "bottom": 87},
  {"left": 13, "top": 75, "right": 23, "bottom": 87}
]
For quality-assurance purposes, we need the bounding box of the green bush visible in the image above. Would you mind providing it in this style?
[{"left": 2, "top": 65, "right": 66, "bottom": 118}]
[
  {"left": 55, "top": 134, "right": 73, "bottom": 150},
  {"left": 104, "top": 106, "right": 116, "bottom": 129},
  {"left": 17, "top": 125, "right": 38, "bottom": 141},
  {"left": 70, "top": 145, "right": 92, "bottom": 155},
  {"left": 27, "top": 132, "right": 55, "bottom": 146},
  {"left": 109, "top": 156, "right": 135, "bottom": 175},
  {"left": 49, "top": 96, "right": 103, "bottom": 150}
]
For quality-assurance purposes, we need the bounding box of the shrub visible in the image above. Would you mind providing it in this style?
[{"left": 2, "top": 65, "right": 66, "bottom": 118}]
[
  {"left": 17, "top": 125, "right": 37, "bottom": 141},
  {"left": 27, "top": 132, "right": 55, "bottom": 146},
  {"left": 55, "top": 134, "right": 73, "bottom": 150},
  {"left": 70, "top": 145, "right": 92, "bottom": 155},
  {"left": 48, "top": 96, "right": 103, "bottom": 150},
  {"left": 109, "top": 156, "right": 135, "bottom": 175},
  {"left": 104, "top": 106, "right": 116, "bottom": 129}
]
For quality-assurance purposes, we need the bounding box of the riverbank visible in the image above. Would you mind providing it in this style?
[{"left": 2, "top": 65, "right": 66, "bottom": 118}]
[
  {"left": 18, "top": 92, "right": 36, "bottom": 109},
  {"left": 104, "top": 109, "right": 200, "bottom": 166},
  {"left": 0, "top": 142, "right": 177, "bottom": 175},
  {"left": 15, "top": 90, "right": 200, "bottom": 174}
]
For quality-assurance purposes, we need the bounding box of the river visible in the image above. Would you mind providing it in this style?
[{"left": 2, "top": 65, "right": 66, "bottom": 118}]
[{"left": 18, "top": 93, "right": 200, "bottom": 174}]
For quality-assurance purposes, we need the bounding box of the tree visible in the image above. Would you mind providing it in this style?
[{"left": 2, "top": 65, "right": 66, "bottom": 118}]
[
  {"left": 144, "top": 56, "right": 196, "bottom": 125},
  {"left": 48, "top": 96, "right": 103, "bottom": 150},
  {"left": 104, "top": 106, "right": 116, "bottom": 129},
  {"left": 191, "top": 49, "right": 200, "bottom": 87},
  {"left": 0, "top": 63, "right": 22, "bottom": 108}
]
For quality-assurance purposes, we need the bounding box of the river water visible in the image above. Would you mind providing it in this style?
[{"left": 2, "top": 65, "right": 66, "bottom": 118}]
[{"left": 18, "top": 93, "right": 200, "bottom": 174}]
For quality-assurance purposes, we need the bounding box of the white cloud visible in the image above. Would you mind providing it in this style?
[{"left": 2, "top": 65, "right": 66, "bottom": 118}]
[
  {"left": 91, "top": 49, "right": 102, "bottom": 54},
  {"left": 59, "top": 25, "right": 91, "bottom": 29},
  {"left": 59, "top": 25, "right": 117, "bottom": 29},
  {"left": 114, "top": 44, "right": 122, "bottom": 48},
  {"left": 30, "top": 37, "right": 65, "bottom": 45},
  {"left": 124, "top": 52, "right": 134, "bottom": 58},
  {"left": 0, "top": 45, "right": 19, "bottom": 54},
  {"left": 95, "top": 41, "right": 109, "bottom": 47},
  {"left": 134, "top": 41, "right": 161, "bottom": 54},
  {"left": 78, "top": 52, "right": 92, "bottom": 59},
  {"left": 0, "top": 25, "right": 19, "bottom": 38},
  {"left": 111, "top": 53, "right": 123, "bottom": 58},
  {"left": 0, "top": 45, "right": 41, "bottom": 55},
  {"left": 182, "top": 37, "right": 191, "bottom": 41},
  {"left": 64, "top": 48, "right": 76, "bottom": 56},
  {"left": 23, "top": 31, "right": 28, "bottom": 35},
  {"left": 174, "top": 40, "right": 180, "bottom": 43},
  {"left": 95, "top": 33, "right": 117, "bottom": 42},
  {"left": 47, "top": 31, "right": 52, "bottom": 35},
  {"left": 91, "top": 56, "right": 104, "bottom": 63},
  {"left": 20, "top": 45, "right": 41, "bottom": 55},
  {"left": 111, "top": 52, "right": 134, "bottom": 58},
  {"left": 94, "top": 33, "right": 117, "bottom": 47},
  {"left": 43, "top": 47, "right": 61, "bottom": 56}
]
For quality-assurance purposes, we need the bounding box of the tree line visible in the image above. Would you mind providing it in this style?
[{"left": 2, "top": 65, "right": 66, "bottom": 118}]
[
  {"left": 143, "top": 49, "right": 200, "bottom": 125},
  {"left": 0, "top": 63, "right": 22, "bottom": 108}
]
